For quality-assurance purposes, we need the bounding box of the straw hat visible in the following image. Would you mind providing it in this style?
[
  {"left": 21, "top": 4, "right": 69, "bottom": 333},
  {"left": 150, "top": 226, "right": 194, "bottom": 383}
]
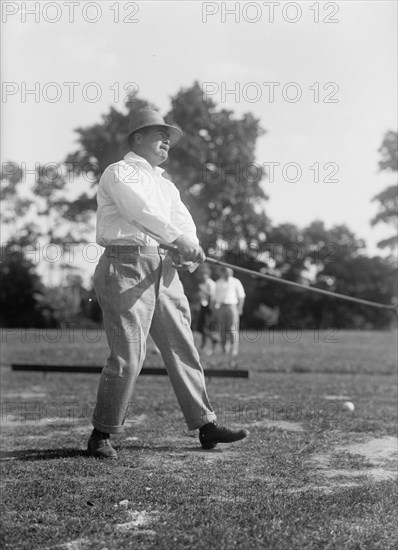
[{"left": 128, "top": 110, "right": 183, "bottom": 146}]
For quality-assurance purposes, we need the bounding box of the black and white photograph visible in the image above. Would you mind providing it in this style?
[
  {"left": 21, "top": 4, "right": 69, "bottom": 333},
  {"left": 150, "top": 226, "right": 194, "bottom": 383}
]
[{"left": 1, "top": 1, "right": 397, "bottom": 549}]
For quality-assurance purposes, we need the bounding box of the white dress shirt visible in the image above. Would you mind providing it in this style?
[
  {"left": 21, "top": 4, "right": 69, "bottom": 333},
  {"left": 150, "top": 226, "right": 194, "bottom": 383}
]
[
  {"left": 96, "top": 151, "right": 199, "bottom": 247},
  {"left": 214, "top": 277, "right": 246, "bottom": 306}
]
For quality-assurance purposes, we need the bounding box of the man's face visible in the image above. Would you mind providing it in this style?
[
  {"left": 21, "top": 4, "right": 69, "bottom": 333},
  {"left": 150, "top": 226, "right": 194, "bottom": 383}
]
[
  {"left": 221, "top": 268, "right": 232, "bottom": 280},
  {"left": 199, "top": 271, "right": 210, "bottom": 282},
  {"left": 136, "top": 126, "right": 171, "bottom": 166}
]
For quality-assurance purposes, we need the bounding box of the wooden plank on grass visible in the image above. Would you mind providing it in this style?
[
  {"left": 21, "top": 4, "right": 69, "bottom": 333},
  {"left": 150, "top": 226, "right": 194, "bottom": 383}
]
[
  {"left": 203, "top": 369, "right": 249, "bottom": 378},
  {"left": 11, "top": 363, "right": 249, "bottom": 378}
]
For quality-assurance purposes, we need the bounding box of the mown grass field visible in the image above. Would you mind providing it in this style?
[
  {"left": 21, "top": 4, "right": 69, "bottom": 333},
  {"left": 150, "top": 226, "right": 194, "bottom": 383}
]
[{"left": 1, "top": 328, "right": 397, "bottom": 550}]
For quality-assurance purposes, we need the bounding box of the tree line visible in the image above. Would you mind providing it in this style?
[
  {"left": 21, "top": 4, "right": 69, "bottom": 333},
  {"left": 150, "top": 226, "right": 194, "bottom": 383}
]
[{"left": 1, "top": 82, "right": 397, "bottom": 329}]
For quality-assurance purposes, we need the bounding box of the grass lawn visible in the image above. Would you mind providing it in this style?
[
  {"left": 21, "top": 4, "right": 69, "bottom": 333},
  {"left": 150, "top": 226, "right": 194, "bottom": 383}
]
[{"left": 1, "top": 328, "right": 397, "bottom": 550}]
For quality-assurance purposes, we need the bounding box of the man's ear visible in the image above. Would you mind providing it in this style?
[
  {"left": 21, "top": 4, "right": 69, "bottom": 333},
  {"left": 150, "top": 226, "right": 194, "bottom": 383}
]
[{"left": 134, "top": 132, "right": 143, "bottom": 144}]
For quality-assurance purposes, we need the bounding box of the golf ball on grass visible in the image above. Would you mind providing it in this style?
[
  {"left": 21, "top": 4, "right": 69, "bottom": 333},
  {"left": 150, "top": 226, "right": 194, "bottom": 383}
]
[{"left": 342, "top": 401, "right": 355, "bottom": 412}]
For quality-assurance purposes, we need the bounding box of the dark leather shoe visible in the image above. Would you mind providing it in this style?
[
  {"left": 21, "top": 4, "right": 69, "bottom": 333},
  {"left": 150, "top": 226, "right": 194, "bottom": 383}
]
[
  {"left": 87, "top": 430, "right": 117, "bottom": 459},
  {"left": 199, "top": 422, "right": 249, "bottom": 450}
]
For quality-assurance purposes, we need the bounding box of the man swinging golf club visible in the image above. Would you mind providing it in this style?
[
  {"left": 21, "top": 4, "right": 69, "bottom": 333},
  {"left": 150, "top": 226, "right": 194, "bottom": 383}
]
[{"left": 88, "top": 109, "right": 249, "bottom": 458}]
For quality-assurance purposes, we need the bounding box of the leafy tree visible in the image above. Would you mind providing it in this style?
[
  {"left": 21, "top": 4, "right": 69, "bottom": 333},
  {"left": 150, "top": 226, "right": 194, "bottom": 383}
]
[
  {"left": 237, "top": 221, "right": 395, "bottom": 329},
  {"left": 371, "top": 130, "right": 398, "bottom": 250},
  {"left": 318, "top": 254, "right": 396, "bottom": 329},
  {"left": 378, "top": 130, "right": 398, "bottom": 172},
  {"left": 0, "top": 245, "right": 56, "bottom": 327},
  {"left": 1, "top": 160, "right": 89, "bottom": 288},
  {"left": 1, "top": 162, "right": 33, "bottom": 236},
  {"left": 43, "top": 273, "right": 85, "bottom": 325}
]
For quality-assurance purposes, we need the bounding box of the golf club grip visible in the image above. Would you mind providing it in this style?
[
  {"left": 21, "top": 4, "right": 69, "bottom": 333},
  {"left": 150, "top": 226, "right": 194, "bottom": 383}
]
[
  {"left": 159, "top": 243, "right": 201, "bottom": 273},
  {"left": 159, "top": 243, "right": 217, "bottom": 266},
  {"left": 159, "top": 243, "right": 179, "bottom": 253}
]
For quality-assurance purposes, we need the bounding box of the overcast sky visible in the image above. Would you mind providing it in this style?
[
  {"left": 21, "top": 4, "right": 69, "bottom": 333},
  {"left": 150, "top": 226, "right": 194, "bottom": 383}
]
[{"left": 2, "top": 0, "right": 397, "bottom": 259}]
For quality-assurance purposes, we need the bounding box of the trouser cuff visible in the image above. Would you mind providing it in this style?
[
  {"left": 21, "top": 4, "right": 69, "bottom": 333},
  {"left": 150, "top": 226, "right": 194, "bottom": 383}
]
[
  {"left": 187, "top": 412, "right": 217, "bottom": 431},
  {"left": 92, "top": 416, "right": 125, "bottom": 434}
]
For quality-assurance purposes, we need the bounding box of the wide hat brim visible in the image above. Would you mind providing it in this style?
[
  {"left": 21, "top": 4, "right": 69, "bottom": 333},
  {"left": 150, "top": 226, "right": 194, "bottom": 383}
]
[{"left": 127, "top": 110, "right": 183, "bottom": 147}]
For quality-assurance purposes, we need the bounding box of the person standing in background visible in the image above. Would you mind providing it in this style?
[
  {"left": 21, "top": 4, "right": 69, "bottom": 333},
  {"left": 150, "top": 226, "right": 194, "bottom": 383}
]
[
  {"left": 214, "top": 267, "right": 246, "bottom": 357},
  {"left": 197, "top": 266, "right": 218, "bottom": 354}
]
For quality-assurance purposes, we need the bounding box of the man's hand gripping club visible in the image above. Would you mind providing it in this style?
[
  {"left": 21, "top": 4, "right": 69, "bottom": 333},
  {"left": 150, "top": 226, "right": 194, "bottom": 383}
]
[{"left": 170, "top": 234, "right": 206, "bottom": 272}]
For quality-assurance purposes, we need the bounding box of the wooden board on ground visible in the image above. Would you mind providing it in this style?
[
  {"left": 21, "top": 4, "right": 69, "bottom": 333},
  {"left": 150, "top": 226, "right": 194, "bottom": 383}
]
[{"left": 11, "top": 363, "right": 249, "bottom": 378}]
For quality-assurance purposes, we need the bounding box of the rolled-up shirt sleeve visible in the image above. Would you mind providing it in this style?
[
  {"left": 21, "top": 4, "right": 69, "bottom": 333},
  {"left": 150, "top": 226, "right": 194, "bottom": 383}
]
[{"left": 103, "top": 163, "right": 183, "bottom": 244}]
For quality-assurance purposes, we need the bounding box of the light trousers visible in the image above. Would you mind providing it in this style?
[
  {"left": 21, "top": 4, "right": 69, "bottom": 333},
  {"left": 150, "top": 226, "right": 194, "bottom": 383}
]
[
  {"left": 217, "top": 304, "right": 240, "bottom": 354},
  {"left": 92, "top": 246, "right": 217, "bottom": 433}
]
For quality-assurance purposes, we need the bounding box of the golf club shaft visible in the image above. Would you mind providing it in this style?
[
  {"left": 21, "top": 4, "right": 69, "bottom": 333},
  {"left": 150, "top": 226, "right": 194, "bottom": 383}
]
[
  {"left": 159, "top": 244, "right": 396, "bottom": 311},
  {"left": 205, "top": 257, "right": 395, "bottom": 310}
]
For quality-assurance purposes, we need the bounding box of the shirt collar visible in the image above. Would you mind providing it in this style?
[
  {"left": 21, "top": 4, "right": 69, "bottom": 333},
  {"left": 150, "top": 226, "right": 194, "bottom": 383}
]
[{"left": 124, "top": 151, "right": 165, "bottom": 174}]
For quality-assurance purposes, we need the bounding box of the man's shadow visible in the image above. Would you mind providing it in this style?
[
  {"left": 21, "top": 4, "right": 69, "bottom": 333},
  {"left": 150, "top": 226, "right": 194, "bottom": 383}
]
[
  {"left": 0, "top": 444, "right": 221, "bottom": 461},
  {"left": 0, "top": 448, "right": 87, "bottom": 461}
]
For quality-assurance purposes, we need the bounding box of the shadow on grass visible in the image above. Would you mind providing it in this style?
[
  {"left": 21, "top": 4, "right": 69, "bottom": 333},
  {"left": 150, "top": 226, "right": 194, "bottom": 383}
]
[
  {"left": 0, "top": 448, "right": 88, "bottom": 461},
  {"left": 0, "top": 444, "right": 218, "bottom": 462},
  {"left": 120, "top": 444, "right": 222, "bottom": 454}
]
